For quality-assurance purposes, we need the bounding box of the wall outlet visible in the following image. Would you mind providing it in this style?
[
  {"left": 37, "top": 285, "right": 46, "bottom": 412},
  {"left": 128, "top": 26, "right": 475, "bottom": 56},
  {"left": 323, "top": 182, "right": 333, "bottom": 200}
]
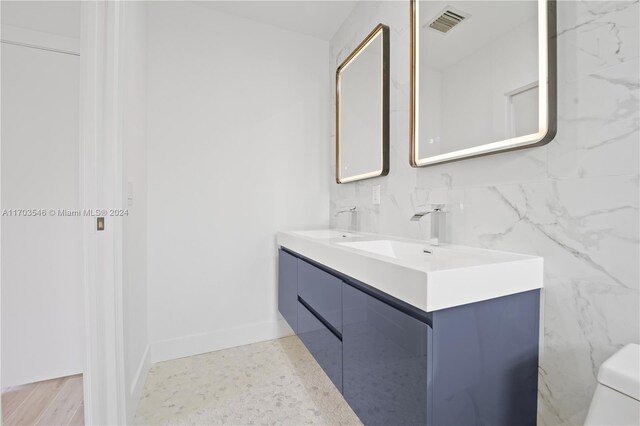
[{"left": 372, "top": 185, "right": 381, "bottom": 205}]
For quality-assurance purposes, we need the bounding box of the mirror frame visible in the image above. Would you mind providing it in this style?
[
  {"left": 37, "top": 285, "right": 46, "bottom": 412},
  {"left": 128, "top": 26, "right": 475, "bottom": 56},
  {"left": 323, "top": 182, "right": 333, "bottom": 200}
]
[
  {"left": 336, "top": 23, "right": 390, "bottom": 184},
  {"left": 409, "top": 0, "right": 557, "bottom": 167}
]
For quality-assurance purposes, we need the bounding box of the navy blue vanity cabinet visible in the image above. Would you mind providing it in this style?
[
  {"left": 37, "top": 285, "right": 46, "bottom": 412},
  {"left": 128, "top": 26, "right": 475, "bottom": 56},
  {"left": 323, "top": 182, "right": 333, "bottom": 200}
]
[
  {"left": 278, "top": 250, "right": 298, "bottom": 333},
  {"left": 297, "top": 301, "right": 343, "bottom": 391},
  {"left": 278, "top": 247, "right": 540, "bottom": 426},
  {"left": 342, "top": 283, "right": 431, "bottom": 426}
]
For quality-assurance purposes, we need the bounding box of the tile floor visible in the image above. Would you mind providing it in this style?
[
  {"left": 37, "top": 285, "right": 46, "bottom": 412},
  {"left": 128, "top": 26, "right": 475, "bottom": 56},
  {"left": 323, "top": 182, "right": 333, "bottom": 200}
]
[{"left": 135, "top": 336, "right": 361, "bottom": 425}]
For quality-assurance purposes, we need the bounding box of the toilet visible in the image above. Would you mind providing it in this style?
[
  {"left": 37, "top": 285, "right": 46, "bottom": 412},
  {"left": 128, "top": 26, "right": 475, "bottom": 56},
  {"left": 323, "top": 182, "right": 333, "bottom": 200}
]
[{"left": 585, "top": 343, "right": 640, "bottom": 425}]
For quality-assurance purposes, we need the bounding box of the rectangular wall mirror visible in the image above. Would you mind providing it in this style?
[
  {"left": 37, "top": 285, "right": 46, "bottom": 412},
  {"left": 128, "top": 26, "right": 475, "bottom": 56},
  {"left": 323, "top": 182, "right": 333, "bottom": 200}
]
[
  {"left": 336, "top": 24, "right": 390, "bottom": 183},
  {"left": 410, "top": 0, "right": 556, "bottom": 167}
]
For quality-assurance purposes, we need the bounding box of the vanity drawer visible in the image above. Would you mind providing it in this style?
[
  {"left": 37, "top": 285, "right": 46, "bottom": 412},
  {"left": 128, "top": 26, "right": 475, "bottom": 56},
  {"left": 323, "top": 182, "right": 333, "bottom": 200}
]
[
  {"left": 297, "top": 300, "right": 342, "bottom": 392},
  {"left": 298, "top": 259, "right": 343, "bottom": 332}
]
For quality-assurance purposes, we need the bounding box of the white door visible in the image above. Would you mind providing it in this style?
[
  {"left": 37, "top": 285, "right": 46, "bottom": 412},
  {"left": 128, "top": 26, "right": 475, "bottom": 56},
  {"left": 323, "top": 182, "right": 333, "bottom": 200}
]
[{"left": 1, "top": 42, "right": 84, "bottom": 387}]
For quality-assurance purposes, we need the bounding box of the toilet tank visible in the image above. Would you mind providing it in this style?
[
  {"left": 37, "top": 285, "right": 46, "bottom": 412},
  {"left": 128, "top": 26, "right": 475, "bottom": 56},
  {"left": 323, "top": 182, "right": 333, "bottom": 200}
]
[{"left": 585, "top": 344, "right": 640, "bottom": 426}]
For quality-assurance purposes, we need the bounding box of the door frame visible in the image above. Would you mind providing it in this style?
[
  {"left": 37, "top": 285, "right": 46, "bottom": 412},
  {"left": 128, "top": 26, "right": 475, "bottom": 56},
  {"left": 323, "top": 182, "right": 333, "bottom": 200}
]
[
  {"left": 79, "top": 1, "right": 127, "bottom": 423},
  {"left": 0, "top": 2, "right": 128, "bottom": 422}
]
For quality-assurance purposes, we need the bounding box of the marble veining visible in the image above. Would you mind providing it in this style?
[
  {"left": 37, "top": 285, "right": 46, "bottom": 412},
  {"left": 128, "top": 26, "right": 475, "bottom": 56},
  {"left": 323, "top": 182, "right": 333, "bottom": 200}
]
[
  {"left": 135, "top": 337, "right": 361, "bottom": 425},
  {"left": 330, "top": 1, "right": 639, "bottom": 424}
]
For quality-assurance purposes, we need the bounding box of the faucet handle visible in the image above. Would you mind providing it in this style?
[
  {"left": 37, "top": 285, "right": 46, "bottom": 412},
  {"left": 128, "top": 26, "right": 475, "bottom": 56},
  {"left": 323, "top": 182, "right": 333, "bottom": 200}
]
[
  {"left": 335, "top": 206, "right": 357, "bottom": 216},
  {"left": 410, "top": 212, "right": 430, "bottom": 221},
  {"left": 334, "top": 206, "right": 359, "bottom": 232},
  {"left": 411, "top": 204, "right": 446, "bottom": 221}
]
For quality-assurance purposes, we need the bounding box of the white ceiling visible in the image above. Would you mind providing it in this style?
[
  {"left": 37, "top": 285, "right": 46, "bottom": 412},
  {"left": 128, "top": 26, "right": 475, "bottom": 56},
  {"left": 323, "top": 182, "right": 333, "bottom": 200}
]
[
  {"left": 195, "top": 1, "right": 359, "bottom": 40},
  {"left": 1, "top": 1, "right": 81, "bottom": 39},
  {"left": 0, "top": 1, "right": 357, "bottom": 42}
]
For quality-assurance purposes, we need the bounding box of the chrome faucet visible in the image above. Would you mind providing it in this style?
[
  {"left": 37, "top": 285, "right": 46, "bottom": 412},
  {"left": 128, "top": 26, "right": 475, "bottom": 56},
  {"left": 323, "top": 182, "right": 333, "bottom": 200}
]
[
  {"left": 411, "top": 204, "right": 448, "bottom": 245},
  {"left": 335, "top": 206, "right": 358, "bottom": 232}
]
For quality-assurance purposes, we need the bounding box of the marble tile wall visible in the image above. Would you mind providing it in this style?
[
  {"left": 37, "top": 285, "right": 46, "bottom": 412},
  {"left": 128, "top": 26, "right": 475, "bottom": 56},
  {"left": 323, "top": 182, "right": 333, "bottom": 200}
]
[{"left": 329, "top": 1, "right": 639, "bottom": 424}]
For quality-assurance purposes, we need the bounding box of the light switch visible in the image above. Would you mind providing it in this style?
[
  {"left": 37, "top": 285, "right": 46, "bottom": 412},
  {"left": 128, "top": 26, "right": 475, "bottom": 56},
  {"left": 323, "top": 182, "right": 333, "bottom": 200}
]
[{"left": 372, "top": 185, "right": 381, "bottom": 205}]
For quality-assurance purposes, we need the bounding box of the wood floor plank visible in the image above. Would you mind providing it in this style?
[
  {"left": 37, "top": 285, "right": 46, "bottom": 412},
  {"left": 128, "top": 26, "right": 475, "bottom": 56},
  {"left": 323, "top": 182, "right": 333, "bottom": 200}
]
[
  {"left": 2, "top": 383, "right": 38, "bottom": 420},
  {"left": 68, "top": 402, "right": 84, "bottom": 426},
  {"left": 4, "top": 377, "right": 68, "bottom": 426},
  {"left": 35, "top": 375, "right": 83, "bottom": 426}
]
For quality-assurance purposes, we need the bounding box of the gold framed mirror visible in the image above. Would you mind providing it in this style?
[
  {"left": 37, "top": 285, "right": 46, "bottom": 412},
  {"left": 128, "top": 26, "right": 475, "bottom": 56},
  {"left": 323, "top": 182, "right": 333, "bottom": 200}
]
[
  {"left": 410, "top": 0, "right": 557, "bottom": 167},
  {"left": 336, "top": 24, "right": 390, "bottom": 184}
]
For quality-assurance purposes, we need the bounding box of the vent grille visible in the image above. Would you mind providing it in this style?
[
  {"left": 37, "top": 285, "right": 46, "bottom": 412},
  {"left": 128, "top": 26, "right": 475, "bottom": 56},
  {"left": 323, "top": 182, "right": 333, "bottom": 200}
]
[{"left": 427, "top": 7, "right": 470, "bottom": 34}]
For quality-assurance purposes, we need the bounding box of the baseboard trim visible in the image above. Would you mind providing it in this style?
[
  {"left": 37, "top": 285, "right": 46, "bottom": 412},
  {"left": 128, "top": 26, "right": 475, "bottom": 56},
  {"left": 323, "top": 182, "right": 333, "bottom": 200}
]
[
  {"left": 126, "top": 344, "right": 151, "bottom": 423},
  {"left": 150, "top": 319, "right": 294, "bottom": 363}
]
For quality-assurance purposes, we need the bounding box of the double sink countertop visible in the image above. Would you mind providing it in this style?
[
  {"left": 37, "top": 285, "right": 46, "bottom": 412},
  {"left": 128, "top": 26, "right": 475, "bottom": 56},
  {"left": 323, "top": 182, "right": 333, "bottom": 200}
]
[{"left": 277, "top": 229, "right": 543, "bottom": 313}]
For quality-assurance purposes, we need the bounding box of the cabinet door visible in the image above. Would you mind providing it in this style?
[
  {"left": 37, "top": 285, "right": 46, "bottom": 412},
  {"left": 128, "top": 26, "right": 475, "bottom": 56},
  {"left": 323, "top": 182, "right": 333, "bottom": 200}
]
[
  {"left": 278, "top": 250, "right": 298, "bottom": 333},
  {"left": 298, "top": 301, "right": 343, "bottom": 392},
  {"left": 343, "top": 284, "right": 431, "bottom": 426},
  {"left": 430, "top": 290, "right": 540, "bottom": 426}
]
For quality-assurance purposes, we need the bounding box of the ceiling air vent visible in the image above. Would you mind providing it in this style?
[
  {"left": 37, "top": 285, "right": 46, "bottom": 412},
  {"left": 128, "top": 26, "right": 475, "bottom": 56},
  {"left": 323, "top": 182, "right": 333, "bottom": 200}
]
[{"left": 427, "top": 7, "right": 470, "bottom": 34}]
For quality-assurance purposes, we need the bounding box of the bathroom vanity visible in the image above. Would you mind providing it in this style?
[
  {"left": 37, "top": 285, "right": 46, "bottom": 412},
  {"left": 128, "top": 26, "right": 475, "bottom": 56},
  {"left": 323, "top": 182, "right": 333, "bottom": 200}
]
[{"left": 277, "top": 230, "right": 543, "bottom": 426}]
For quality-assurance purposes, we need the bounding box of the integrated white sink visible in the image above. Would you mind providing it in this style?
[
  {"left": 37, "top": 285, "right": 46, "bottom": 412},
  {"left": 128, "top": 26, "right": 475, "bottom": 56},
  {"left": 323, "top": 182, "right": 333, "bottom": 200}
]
[
  {"left": 338, "top": 239, "right": 531, "bottom": 268},
  {"left": 338, "top": 239, "right": 432, "bottom": 261},
  {"left": 278, "top": 229, "right": 543, "bottom": 312}
]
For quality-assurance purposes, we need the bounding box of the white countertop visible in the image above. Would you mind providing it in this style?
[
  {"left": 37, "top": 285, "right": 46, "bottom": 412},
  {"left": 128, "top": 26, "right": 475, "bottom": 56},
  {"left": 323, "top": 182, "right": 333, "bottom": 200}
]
[{"left": 277, "top": 229, "right": 543, "bottom": 312}]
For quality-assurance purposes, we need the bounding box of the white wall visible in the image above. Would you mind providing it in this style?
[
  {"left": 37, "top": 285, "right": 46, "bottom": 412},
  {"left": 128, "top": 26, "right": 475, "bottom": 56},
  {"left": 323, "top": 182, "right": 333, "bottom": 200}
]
[
  {"left": 330, "top": 1, "right": 639, "bottom": 424},
  {"left": 1, "top": 2, "right": 83, "bottom": 387},
  {"left": 118, "top": 2, "right": 150, "bottom": 421},
  {"left": 146, "top": 2, "right": 330, "bottom": 362},
  {"left": 0, "top": 0, "right": 80, "bottom": 39}
]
